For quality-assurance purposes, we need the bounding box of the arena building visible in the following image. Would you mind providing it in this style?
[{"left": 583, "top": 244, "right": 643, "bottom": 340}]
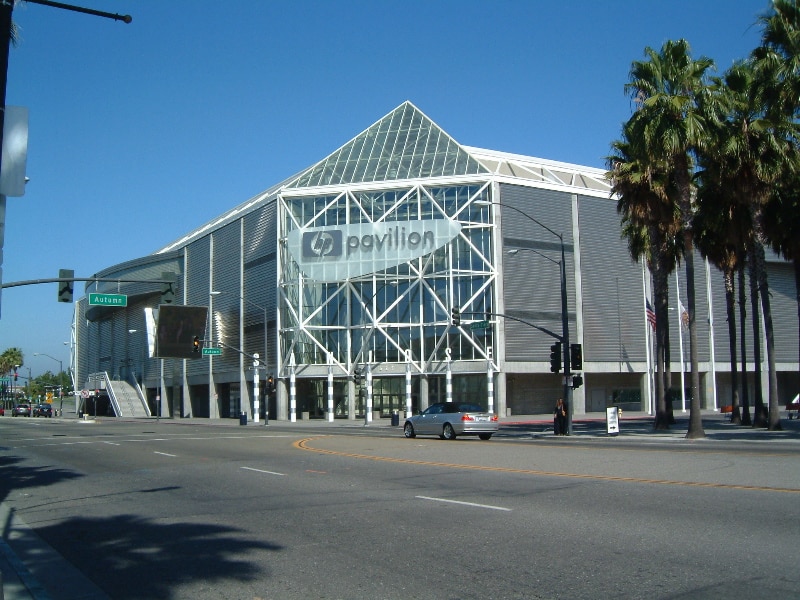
[{"left": 70, "top": 101, "right": 800, "bottom": 422}]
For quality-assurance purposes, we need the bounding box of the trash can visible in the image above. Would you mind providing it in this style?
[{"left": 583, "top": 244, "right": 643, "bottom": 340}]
[
  {"left": 391, "top": 410, "right": 400, "bottom": 426},
  {"left": 239, "top": 412, "right": 247, "bottom": 426}
]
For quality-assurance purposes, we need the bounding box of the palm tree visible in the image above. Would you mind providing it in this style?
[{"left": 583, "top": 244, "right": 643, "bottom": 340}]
[
  {"left": 0, "top": 347, "right": 24, "bottom": 402},
  {"left": 695, "top": 149, "right": 753, "bottom": 425},
  {"left": 763, "top": 178, "right": 800, "bottom": 385},
  {"left": 701, "top": 57, "right": 797, "bottom": 431},
  {"left": 756, "top": 0, "right": 800, "bottom": 408},
  {"left": 624, "top": 39, "right": 714, "bottom": 439},
  {"left": 608, "top": 124, "right": 681, "bottom": 430}
]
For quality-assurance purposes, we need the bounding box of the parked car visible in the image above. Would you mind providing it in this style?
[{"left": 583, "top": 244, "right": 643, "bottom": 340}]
[
  {"left": 33, "top": 404, "right": 53, "bottom": 418},
  {"left": 0, "top": 407, "right": 4, "bottom": 416},
  {"left": 11, "top": 403, "right": 31, "bottom": 417},
  {"left": 403, "top": 402, "right": 499, "bottom": 440}
]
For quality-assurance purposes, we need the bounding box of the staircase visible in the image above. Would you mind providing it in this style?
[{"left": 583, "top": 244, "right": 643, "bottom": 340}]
[
  {"left": 108, "top": 379, "right": 150, "bottom": 417},
  {"left": 87, "top": 372, "right": 150, "bottom": 418}
]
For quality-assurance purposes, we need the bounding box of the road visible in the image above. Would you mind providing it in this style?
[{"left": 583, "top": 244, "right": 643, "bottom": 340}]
[{"left": 1, "top": 415, "right": 799, "bottom": 599}]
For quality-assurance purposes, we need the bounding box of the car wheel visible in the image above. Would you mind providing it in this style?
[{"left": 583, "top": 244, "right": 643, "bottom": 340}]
[
  {"left": 403, "top": 422, "right": 416, "bottom": 438},
  {"left": 442, "top": 423, "right": 456, "bottom": 440},
  {"left": 479, "top": 433, "right": 493, "bottom": 440}
]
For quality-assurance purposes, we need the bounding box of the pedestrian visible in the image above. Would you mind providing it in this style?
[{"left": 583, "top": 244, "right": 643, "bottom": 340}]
[{"left": 554, "top": 398, "right": 567, "bottom": 435}]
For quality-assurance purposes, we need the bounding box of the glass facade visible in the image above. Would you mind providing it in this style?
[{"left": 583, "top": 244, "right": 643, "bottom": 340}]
[
  {"left": 277, "top": 183, "right": 497, "bottom": 373},
  {"left": 276, "top": 103, "right": 499, "bottom": 390}
]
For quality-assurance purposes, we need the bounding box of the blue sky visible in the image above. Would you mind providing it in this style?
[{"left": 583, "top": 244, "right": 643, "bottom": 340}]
[{"left": 0, "top": 0, "right": 767, "bottom": 381}]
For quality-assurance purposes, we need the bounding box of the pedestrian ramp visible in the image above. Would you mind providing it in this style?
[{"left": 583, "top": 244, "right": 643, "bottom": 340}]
[{"left": 86, "top": 372, "right": 150, "bottom": 418}]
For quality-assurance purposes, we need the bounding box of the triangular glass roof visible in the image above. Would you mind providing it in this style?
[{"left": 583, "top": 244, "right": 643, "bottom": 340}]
[{"left": 287, "top": 101, "right": 489, "bottom": 189}]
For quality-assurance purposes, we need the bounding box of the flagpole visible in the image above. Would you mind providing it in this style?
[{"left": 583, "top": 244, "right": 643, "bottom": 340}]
[
  {"left": 642, "top": 262, "right": 654, "bottom": 415},
  {"left": 705, "top": 258, "right": 718, "bottom": 411},
  {"left": 676, "top": 270, "right": 687, "bottom": 412}
]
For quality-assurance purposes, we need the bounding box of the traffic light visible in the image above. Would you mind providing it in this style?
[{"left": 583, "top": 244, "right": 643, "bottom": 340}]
[
  {"left": 549, "top": 342, "right": 562, "bottom": 373},
  {"left": 572, "top": 375, "right": 583, "bottom": 389},
  {"left": 58, "top": 269, "right": 74, "bottom": 303},
  {"left": 193, "top": 336, "right": 200, "bottom": 353},
  {"left": 354, "top": 371, "right": 362, "bottom": 385},
  {"left": 160, "top": 271, "right": 176, "bottom": 305},
  {"left": 570, "top": 343, "right": 583, "bottom": 371},
  {"left": 451, "top": 307, "right": 461, "bottom": 327}
]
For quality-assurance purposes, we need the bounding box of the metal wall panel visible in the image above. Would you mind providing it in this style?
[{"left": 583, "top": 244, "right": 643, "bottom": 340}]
[
  {"left": 244, "top": 204, "right": 277, "bottom": 371},
  {"left": 499, "top": 184, "right": 574, "bottom": 362},
  {"left": 765, "top": 262, "right": 799, "bottom": 362},
  {"left": 186, "top": 236, "right": 211, "bottom": 378},
  {"left": 576, "top": 194, "right": 647, "bottom": 364},
  {"left": 211, "top": 223, "right": 242, "bottom": 372}
]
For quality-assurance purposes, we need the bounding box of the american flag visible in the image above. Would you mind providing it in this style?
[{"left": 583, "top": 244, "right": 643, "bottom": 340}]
[{"left": 646, "top": 300, "right": 656, "bottom": 330}]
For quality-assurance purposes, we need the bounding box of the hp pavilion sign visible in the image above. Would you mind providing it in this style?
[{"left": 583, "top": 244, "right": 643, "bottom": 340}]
[{"left": 287, "top": 219, "right": 461, "bottom": 282}]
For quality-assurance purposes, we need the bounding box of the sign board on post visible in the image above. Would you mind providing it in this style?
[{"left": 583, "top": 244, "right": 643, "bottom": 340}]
[
  {"left": 469, "top": 320, "right": 490, "bottom": 330},
  {"left": 89, "top": 293, "right": 128, "bottom": 307},
  {"left": 202, "top": 347, "right": 222, "bottom": 356},
  {"left": 606, "top": 407, "right": 620, "bottom": 436}
]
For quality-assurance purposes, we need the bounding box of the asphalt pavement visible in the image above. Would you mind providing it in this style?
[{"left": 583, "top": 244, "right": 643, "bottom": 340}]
[{"left": 2, "top": 407, "right": 798, "bottom": 599}]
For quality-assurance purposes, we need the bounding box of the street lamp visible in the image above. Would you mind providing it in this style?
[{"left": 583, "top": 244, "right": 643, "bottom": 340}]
[{"left": 478, "top": 199, "right": 573, "bottom": 434}]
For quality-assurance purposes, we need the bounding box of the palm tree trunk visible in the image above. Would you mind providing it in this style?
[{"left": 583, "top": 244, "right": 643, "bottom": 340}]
[
  {"left": 684, "top": 235, "right": 705, "bottom": 439},
  {"left": 724, "top": 268, "right": 741, "bottom": 424},
  {"left": 664, "top": 301, "right": 675, "bottom": 424},
  {"left": 653, "top": 262, "right": 670, "bottom": 430},
  {"left": 748, "top": 249, "right": 768, "bottom": 427},
  {"left": 752, "top": 239, "right": 782, "bottom": 431},
  {"left": 738, "top": 264, "right": 752, "bottom": 426}
]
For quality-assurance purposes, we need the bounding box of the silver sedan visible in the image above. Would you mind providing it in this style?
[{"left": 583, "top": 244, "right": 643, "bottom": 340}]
[{"left": 403, "top": 402, "right": 498, "bottom": 440}]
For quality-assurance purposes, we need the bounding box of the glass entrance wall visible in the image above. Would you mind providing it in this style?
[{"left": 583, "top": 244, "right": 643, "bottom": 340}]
[{"left": 277, "top": 183, "right": 497, "bottom": 377}]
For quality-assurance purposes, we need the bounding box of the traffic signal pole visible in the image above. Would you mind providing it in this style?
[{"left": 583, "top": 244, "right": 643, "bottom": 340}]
[{"left": 560, "top": 243, "right": 573, "bottom": 435}]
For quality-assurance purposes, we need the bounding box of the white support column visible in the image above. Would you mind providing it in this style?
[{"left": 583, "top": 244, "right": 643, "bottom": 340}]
[
  {"left": 252, "top": 353, "right": 260, "bottom": 424},
  {"left": 405, "top": 352, "right": 412, "bottom": 417},
  {"left": 327, "top": 355, "right": 334, "bottom": 422},
  {"left": 487, "top": 361, "right": 494, "bottom": 415},
  {"left": 705, "top": 258, "right": 718, "bottom": 411},
  {"left": 446, "top": 357, "right": 452, "bottom": 403},
  {"left": 289, "top": 358, "right": 296, "bottom": 423},
  {"left": 676, "top": 269, "right": 687, "bottom": 413},
  {"left": 365, "top": 362, "right": 373, "bottom": 424}
]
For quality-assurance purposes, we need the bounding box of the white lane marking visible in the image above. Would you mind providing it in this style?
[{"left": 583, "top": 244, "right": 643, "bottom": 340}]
[
  {"left": 241, "top": 466, "right": 286, "bottom": 476},
  {"left": 154, "top": 451, "right": 177, "bottom": 457},
  {"left": 415, "top": 495, "right": 511, "bottom": 512},
  {"left": 103, "top": 441, "right": 121, "bottom": 446}
]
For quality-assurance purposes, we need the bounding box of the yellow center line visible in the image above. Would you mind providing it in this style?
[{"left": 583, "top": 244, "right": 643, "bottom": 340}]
[{"left": 294, "top": 437, "right": 800, "bottom": 494}]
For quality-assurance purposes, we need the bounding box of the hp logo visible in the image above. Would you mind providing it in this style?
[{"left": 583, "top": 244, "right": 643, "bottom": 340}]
[{"left": 303, "top": 230, "right": 342, "bottom": 259}]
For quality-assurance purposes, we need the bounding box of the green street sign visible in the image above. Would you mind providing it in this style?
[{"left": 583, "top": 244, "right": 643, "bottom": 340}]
[
  {"left": 470, "top": 320, "right": 490, "bottom": 330},
  {"left": 202, "top": 347, "right": 222, "bottom": 356},
  {"left": 88, "top": 293, "right": 128, "bottom": 307}
]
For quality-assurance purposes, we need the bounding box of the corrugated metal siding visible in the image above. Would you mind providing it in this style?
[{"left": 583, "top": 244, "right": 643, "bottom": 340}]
[
  {"left": 578, "top": 195, "right": 646, "bottom": 363},
  {"left": 186, "top": 236, "right": 211, "bottom": 378},
  {"left": 244, "top": 203, "right": 277, "bottom": 369},
  {"left": 766, "top": 262, "right": 799, "bottom": 361},
  {"left": 211, "top": 223, "right": 242, "bottom": 372},
  {"left": 499, "top": 184, "right": 574, "bottom": 361},
  {"left": 709, "top": 266, "right": 732, "bottom": 364},
  {"left": 75, "top": 299, "right": 89, "bottom": 388}
]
